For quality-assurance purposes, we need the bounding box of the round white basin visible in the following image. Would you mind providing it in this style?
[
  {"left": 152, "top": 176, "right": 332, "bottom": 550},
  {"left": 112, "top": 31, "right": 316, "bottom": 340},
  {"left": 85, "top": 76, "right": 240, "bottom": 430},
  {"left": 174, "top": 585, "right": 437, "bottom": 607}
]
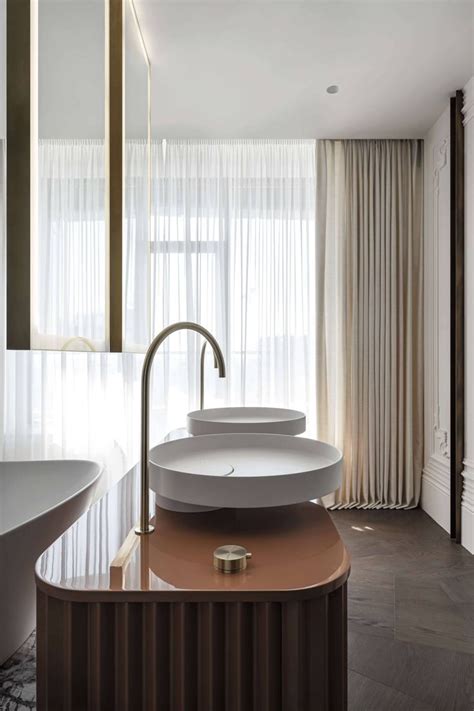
[
  {"left": 186, "top": 407, "right": 306, "bottom": 436},
  {"left": 149, "top": 433, "right": 342, "bottom": 511}
]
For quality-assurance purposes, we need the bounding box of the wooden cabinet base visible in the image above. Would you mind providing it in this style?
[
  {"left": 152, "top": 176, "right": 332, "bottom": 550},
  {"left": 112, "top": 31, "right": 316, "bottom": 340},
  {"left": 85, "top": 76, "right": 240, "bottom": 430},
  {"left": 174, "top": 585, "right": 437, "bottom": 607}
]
[{"left": 36, "top": 585, "right": 347, "bottom": 711}]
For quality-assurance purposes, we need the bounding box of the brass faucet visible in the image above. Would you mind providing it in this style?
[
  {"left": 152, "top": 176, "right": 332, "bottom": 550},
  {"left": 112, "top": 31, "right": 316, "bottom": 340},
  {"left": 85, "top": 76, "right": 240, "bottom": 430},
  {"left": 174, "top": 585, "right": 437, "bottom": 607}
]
[
  {"left": 200, "top": 341, "right": 219, "bottom": 410},
  {"left": 135, "top": 322, "right": 226, "bottom": 535}
]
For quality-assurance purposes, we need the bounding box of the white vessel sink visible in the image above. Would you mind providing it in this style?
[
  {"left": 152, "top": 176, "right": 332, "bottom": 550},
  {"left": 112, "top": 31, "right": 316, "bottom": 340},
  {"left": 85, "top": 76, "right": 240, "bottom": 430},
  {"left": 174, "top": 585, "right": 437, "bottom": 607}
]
[
  {"left": 186, "top": 407, "right": 306, "bottom": 436},
  {"left": 149, "top": 433, "right": 342, "bottom": 511}
]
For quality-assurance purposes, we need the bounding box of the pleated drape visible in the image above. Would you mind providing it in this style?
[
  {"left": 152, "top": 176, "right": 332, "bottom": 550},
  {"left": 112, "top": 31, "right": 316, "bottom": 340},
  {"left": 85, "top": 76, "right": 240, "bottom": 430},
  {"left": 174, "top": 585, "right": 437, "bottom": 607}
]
[{"left": 317, "top": 139, "right": 423, "bottom": 508}]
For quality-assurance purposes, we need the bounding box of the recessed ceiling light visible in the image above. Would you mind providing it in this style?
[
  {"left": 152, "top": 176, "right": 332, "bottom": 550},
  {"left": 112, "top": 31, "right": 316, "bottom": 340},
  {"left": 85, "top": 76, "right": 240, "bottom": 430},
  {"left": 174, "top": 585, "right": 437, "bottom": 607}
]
[{"left": 326, "top": 85, "right": 339, "bottom": 95}]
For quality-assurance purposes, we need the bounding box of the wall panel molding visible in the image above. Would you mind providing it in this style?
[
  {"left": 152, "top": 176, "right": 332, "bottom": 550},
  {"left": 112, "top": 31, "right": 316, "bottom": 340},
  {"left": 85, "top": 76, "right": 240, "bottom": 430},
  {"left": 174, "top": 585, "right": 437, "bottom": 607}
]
[
  {"left": 422, "top": 456, "right": 450, "bottom": 533},
  {"left": 422, "top": 108, "right": 451, "bottom": 533},
  {"left": 461, "top": 459, "right": 474, "bottom": 553},
  {"left": 432, "top": 136, "right": 450, "bottom": 461},
  {"left": 462, "top": 77, "right": 474, "bottom": 126}
]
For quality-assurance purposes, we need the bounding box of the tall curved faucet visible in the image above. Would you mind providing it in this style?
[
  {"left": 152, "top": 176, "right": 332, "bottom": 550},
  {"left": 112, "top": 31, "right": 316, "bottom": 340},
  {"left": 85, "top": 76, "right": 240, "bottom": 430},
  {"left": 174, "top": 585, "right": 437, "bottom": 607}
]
[
  {"left": 200, "top": 341, "right": 219, "bottom": 410},
  {"left": 135, "top": 322, "right": 226, "bottom": 535}
]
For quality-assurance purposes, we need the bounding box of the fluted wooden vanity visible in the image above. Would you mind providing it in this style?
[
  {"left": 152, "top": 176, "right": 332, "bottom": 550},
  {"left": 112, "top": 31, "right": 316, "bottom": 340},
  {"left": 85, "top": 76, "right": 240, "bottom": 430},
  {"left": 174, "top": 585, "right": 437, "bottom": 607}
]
[{"left": 36, "top": 460, "right": 350, "bottom": 711}]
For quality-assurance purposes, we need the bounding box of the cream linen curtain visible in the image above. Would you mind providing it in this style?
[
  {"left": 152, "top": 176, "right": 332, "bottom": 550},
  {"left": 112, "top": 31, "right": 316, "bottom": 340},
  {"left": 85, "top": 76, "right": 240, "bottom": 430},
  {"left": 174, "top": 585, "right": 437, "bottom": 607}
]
[{"left": 317, "top": 139, "right": 423, "bottom": 508}]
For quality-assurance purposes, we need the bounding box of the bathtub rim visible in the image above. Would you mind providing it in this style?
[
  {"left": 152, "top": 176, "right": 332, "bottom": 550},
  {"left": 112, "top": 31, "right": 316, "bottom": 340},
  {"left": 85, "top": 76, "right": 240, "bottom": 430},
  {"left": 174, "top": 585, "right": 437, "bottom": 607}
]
[{"left": 0, "top": 459, "right": 103, "bottom": 538}]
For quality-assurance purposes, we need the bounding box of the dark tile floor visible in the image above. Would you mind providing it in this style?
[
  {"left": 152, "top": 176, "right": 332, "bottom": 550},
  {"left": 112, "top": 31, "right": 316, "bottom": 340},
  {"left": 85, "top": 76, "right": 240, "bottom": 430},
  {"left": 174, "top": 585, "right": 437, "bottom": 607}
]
[
  {"left": 1, "top": 508, "right": 473, "bottom": 710},
  {"left": 334, "top": 509, "right": 474, "bottom": 711}
]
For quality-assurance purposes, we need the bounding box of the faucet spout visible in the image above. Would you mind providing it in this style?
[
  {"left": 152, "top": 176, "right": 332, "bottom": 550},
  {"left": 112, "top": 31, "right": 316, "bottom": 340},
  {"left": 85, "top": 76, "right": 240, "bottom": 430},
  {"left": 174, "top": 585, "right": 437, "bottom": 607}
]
[
  {"left": 135, "top": 322, "right": 226, "bottom": 535},
  {"left": 200, "top": 342, "right": 219, "bottom": 410}
]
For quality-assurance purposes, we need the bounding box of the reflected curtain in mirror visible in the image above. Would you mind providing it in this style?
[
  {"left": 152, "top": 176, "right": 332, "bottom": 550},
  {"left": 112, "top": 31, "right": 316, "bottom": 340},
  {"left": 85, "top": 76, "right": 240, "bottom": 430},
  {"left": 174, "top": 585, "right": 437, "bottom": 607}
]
[{"left": 33, "top": 140, "right": 107, "bottom": 350}]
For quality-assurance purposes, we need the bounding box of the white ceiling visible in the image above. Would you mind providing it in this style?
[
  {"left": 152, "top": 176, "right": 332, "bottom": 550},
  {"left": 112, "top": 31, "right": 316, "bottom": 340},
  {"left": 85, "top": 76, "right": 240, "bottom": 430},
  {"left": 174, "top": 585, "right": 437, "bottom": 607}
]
[{"left": 135, "top": 0, "right": 474, "bottom": 139}]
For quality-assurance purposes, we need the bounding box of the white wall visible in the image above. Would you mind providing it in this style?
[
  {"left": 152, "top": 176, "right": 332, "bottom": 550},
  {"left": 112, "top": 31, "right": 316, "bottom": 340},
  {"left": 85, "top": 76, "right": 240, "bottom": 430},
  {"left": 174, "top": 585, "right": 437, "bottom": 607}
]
[
  {"left": 422, "top": 106, "right": 451, "bottom": 533},
  {"left": 462, "top": 77, "right": 474, "bottom": 554},
  {"left": 422, "top": 77, "right": 474, "bottom": 553}
]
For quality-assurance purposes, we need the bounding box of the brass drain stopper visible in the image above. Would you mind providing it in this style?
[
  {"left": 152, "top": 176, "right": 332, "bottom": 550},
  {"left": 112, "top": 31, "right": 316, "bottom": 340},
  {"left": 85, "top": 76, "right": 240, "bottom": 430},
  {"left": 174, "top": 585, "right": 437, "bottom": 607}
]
[{"left": 213, "top": 545, "right": 252, "bottom": 574}]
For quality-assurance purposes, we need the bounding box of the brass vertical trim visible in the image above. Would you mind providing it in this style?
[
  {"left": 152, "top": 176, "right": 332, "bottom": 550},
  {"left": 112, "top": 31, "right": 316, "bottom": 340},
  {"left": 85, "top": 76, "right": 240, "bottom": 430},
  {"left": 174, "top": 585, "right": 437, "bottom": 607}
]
[
  {"left": 6, "top": 0, "right": 31, "bottom": 350},
  {"left": 109, "top": 0, "right": 123, "bottom": 352}
]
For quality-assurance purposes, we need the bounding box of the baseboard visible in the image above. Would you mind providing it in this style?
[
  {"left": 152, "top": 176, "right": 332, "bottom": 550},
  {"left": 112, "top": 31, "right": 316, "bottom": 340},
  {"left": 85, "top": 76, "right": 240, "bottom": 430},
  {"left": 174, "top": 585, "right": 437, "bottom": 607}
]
[
  {"left": 421, "top": 457, "right": 450, "bottom": 534},
  {"left": 422, "top": 457, "right": 474, "bottom": 554},
  {"left": 461, "top": 459, "right": 474, "bottom": 554}
]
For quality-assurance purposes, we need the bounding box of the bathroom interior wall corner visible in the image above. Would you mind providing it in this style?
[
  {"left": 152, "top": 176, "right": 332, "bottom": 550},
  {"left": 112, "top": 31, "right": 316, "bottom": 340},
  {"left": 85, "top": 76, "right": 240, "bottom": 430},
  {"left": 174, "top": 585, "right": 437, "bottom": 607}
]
[{"left": 422, "top": 76, "right": 474, "bottom": 554}]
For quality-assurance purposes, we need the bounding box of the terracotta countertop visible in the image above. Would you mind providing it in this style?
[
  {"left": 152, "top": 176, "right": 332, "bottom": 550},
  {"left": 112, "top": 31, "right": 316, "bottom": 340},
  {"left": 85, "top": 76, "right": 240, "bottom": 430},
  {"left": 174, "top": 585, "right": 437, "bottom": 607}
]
[{"left": 36, "top": 437, "right": 350, "bottom": 603}]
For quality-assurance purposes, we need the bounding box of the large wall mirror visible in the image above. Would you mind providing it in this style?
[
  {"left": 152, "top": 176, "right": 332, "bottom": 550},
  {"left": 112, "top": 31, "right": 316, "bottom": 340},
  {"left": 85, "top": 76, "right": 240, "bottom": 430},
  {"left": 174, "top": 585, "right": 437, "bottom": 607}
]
[
  {"left": 6, "top": 0, "right": 151, "bottom": 352},
  {"left": 34, "top": 0, "right": 107, "bottom": 351}
]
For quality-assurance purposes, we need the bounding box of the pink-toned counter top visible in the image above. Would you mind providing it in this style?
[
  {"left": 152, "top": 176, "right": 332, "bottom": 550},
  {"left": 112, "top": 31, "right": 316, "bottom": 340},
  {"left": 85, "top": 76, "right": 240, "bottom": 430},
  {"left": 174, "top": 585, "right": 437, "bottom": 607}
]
[
  {"left": 35, "top": 462, "right": 350, "bottom": 603},
  {"left": 36, "top": 467, "right": 350, "bottom": 600}
]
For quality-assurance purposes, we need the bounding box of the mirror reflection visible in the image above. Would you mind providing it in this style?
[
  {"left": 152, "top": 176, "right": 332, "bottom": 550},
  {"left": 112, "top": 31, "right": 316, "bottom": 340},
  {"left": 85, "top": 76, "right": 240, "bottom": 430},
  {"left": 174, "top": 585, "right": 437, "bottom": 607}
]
[
  {"left": 123, "top": 0, "right": 151, "bottom": 352},
  {"left": 34, "top": 0, "right": 107, "bottom": 351}
]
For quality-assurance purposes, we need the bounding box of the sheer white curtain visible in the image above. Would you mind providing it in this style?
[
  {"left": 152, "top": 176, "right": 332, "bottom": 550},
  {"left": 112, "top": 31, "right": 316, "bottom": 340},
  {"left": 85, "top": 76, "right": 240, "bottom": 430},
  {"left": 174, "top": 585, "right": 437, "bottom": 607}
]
[
  {"left": 1, "top": 138, "right": 316, "bottom": 483},
  {"left": 151, "top": 139, "right": 317, "bottom": 434}
]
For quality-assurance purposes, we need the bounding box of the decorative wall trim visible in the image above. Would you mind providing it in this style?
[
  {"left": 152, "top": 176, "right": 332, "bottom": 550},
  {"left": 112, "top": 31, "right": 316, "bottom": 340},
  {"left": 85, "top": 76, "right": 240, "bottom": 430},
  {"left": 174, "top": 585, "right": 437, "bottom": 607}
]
[
  {"left": 462, "top": 77, "right": 474, "bottom": 126},
  {"left": 422, "top": 456, "right": 450, "bottom": 533},
  {"left": 462, "top": 460, "right": 474, "bottom": 553},
  {"left": 422, "top": 110, "right": 451, "bottom": 535},
  {"left": 462, "top": 459, "right": 474, "bottom": 510},
  {"left": 431, "top": 137, "right": 450, "bottom": 461},
  {"left": 434, "top": 426, "right": 449, "bottom": 459},
  {"left": 424, "top": 455, "right": 450, "bottom": 490}
]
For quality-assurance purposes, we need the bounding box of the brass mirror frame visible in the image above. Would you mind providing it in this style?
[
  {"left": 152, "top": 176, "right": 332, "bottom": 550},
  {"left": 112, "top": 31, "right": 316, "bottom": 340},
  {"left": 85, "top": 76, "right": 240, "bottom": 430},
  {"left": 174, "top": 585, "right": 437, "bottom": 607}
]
[
  {"left": 6, "top": 0, "right": 31, "bottom": 350},
  {"left": 109, "top": 0, "right": 123, "bottom": 353}
]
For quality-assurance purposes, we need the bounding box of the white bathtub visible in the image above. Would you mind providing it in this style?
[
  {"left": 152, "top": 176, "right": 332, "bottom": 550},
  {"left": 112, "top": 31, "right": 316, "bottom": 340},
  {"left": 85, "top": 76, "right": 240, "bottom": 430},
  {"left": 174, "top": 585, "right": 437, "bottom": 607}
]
[{"left": 0, "top": 459, "right": 101, "bottom": 663}]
